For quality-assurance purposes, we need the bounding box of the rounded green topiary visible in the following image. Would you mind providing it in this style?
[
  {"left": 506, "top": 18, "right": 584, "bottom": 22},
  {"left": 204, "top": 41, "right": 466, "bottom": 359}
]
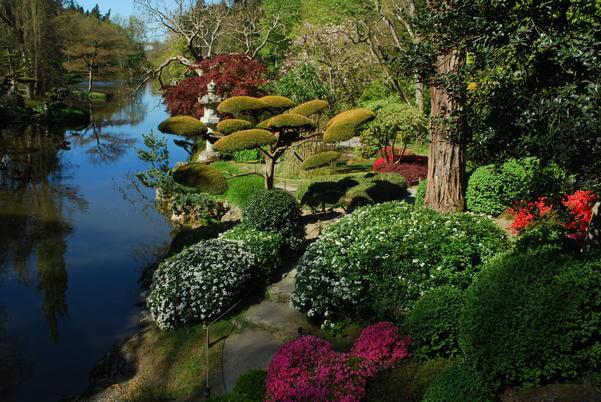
[
  {"left": 422, "top": 363, "right": 493, "bottom": 402},
  {"left": 158, "top": 116, "right": 207, "bottom": 136},
  {"left": 243, "top": 189, "right": 304, "bottom": 250},
  {"left": 172, "top": 163, "right": 228, "bottom": 194},
  {"left": 214, "top": 129, "right": 277, "bottom": 152},
  {"left": 217, "top": 119, "right": 255, "bottom": 134},
  {"left": 327, "top": 108, "right": 376, "bottom": 128},
  {"left": 259, "top": 95, "right": 295, "bottom": 109},
  {"left": 232, "top": 369, "right": 267, "bottom": 401},
  {"left": 459, "top": 250, "right": 601, "bottom": 389},
  {"left": 266, "top": 113, "right": 315, "bottom": 130},
  {"left": 323, "top": 122, "right": 358, "bottom": 143},
  {"left": 217, "top": 96, "right": 268, "bottom": 114},
  {"left": 289, "top": 99, "right": 329, "bottom": 117},
  {"left": 404, "top": 286, "right": 464, "bottom": 360},
  {"left": 301, "top": 151, "right": 341, "bottom": 170},
  {"left": 255, "top": 118, "right": 271, "bottom": 129},
  {"left": 221, "top": 226, "right": 285, "bottom": 277}
]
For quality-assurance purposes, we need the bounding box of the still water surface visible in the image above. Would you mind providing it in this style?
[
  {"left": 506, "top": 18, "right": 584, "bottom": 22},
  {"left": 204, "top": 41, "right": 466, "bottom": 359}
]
[{"left": 0, "top": 84, "right": 186, "bottom": 401}]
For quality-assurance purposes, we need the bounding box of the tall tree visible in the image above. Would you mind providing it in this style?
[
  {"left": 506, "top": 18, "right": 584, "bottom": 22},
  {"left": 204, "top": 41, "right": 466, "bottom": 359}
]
[{"left": 56, "top": 11, "right": 133, "bottom": 91}]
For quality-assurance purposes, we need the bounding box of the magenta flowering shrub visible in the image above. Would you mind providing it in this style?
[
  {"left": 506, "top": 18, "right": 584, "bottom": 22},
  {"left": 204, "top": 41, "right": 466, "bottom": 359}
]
[
  {"left": 351, "top": 322, "right": 412, "bottom": 373},
  {"left": 266, "top": 323, "right": 411, "bottom": 401}
]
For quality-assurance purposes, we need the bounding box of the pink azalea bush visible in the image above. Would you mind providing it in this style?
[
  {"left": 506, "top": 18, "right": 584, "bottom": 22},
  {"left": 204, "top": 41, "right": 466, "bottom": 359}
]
[{"left": 266, "top": 322, "right": 411, "bottom": 401}]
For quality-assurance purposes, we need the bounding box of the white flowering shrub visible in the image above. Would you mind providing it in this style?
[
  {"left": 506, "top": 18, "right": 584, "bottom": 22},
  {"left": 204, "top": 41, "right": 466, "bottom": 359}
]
[
  {"left": 148, "top": 239, "right": 258, "bottom": 330},
  {"left": 292, "top": 202, "right": 507, "bottom": 322},
  {"left": 220, "top": 225, "right": 285, "bottom": 277}
]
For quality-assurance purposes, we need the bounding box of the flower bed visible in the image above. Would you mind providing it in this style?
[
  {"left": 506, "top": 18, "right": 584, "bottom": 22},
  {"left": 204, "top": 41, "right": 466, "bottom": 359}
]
[{"left": 371, "top": 155, "right": 428, "bottom": 185}]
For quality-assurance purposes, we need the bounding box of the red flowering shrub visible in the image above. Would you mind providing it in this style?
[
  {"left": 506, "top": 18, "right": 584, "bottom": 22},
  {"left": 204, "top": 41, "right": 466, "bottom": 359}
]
[
  {"left": 163, "top": 54, "right": 267, "bottom": 118},
  {"left": 372, "top": 155, "right": 428, "bottom": 185},
  {"left": 266, "top": 323, "right": 411, "bottom": 402},
  {"left": 509, "top": 190, "right": 597, "bottom": 239}
]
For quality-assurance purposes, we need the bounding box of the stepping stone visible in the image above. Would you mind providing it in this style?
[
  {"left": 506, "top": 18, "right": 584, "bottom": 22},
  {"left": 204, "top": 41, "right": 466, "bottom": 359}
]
[
  {"left": 244, "top": 301, "right": 306, "bottom": 338},
  {"left": 266, "top": 269, "right": 297, "bottom": 303}
]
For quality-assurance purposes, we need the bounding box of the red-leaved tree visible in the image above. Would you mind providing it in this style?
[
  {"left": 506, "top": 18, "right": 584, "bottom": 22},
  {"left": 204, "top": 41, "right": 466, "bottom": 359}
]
[{"left": 163, "top": 54, "right": 267, "bottom": 118}]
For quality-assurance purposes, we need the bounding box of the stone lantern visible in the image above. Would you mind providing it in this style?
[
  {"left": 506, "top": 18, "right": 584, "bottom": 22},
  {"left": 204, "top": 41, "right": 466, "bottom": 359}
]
[{"left": 198, "top": 81, "right": 224, "bottom": 162}]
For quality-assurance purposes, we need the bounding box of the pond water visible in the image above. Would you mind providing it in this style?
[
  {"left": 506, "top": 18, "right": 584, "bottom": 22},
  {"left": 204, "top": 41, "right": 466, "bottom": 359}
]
[{"left": 0, "top": 83, "right": 187, "bottom": 401}]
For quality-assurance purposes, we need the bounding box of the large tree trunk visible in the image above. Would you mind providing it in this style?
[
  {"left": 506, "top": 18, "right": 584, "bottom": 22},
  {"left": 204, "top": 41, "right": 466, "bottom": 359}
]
[
  {"left": 424, "top": 49, "right": 466, "bottom": 212},
  {"left": 583, "top": 201, "right": 600, "bottom": 253},
  {"left": 264, "top": 158, "right": 275, "bottom": 190},
  {"left": 415, "top": 80, "right": 424, "bottom": 113}
]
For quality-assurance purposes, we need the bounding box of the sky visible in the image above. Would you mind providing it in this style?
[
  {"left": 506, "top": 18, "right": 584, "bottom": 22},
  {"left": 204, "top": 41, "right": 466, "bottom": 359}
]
[{"left": 76, "top": 0, "right": 137, "bottom": 18}]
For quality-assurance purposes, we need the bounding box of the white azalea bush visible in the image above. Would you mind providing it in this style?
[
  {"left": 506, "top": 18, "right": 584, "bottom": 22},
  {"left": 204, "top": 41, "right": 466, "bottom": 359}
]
[
  {"left": 291, "top": 202, "right": 507, "bottom": 322},
  {"left": 220, "top": 225, "right": 286, "bottom": 277},
  {"left": 148, "top": 239, "right": 258, "bottom": 330}
]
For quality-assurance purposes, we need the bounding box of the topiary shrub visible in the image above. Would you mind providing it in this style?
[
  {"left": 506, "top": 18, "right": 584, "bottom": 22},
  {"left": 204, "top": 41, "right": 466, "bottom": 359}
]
[
  {"left": 232, "top": 369, "right": 266, "bottom": 401},
  {"left": 217, "top": 96, "right": 268, "bottom": 114},
  {"left": 217, "top": 119, "right": 255, "bottom": 135},
  {"left": 415, "top": 179, "right": 427, "bottom": 206},
  {"left": 259, "top": 95, "right": 295, "bottom": 109},
  {"left": 221, "top": 226, "right": 285, "bottom": 277},
  {"left": 265, "top": 113, "right": 315, "bottom": 130},
  {"left": 466, "top": 157, "right": 571, "bottom": 216},
  {"left": 459, "top": 250, "right": 601, "bottom": 389},
  {"left": 328, "top": 108, "right": 377, "bottom": 127},
  {"left": 323, "top": 122, "right": 360, "bottom": 143},
  {"left": 158, "top": 116, "right": 207, "bottom": 136},
  {"left": 243, "top": 189, "right": 304, "bottom": 250},
  {"left": 172, "top": 163, "right": 227, "bottom": 194},
  {"left": 289, "top": 99, "right": 329, "bottom": 117},
  {"left": 147, "top": 239, "right": 259, "bottom": 330},
  {"left": 422, "top": 363, "right": 493, "bottom": 402},
  {"left": 214, "top": 129, "right": 276, "bottom": 152},
  {"left": 301, "top": 151, "right": 341, "bottom": 170},
  {"left": 292, "top": 202, "right": 506, "bottom": 322},
  {"left": 404, "top": 286, "right": 464, "bottom": 361}
]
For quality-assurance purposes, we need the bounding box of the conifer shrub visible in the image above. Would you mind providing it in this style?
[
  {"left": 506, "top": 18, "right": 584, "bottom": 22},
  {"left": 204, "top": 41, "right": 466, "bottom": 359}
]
[
  {"left": 217, "top": 96, "right": 267, "bottom": 114},
  {"left": 422, "top": 363, "right": 493, "bottom": 402},
  {"left": 301, "top": 151, "right": 341, "bottom": 170},
  {"left": 265, "top": 113, "right": 315, "bottom": 129},
  {"left": 328, "top": 108, "right": 376, "bottom": 127},
  {"left": 172, "top": 163, "right": 227, "bottom": 194},
  {"left": 292, "top": 202, "right": 506, "bottom": 322},
  {"left": 460, "top": 250, "right": 601, "bottom": 389},
  {"left": 217, "top": 119, "right": 254, "bottom": 135},
  {"left": 213, "top": 129, "right": 276, "bottom": 152},
  {"left": 289, "top": 99, "right": 329, "bottom": 117},
  {"left": 323, "top": 122, "right": 359, "bottom": 142},
  {"left": 259, "top": 95, "right": 295, "bottom": 109},
  {"left": 158, "top": 116, "right": 207, "bottom": 136}
]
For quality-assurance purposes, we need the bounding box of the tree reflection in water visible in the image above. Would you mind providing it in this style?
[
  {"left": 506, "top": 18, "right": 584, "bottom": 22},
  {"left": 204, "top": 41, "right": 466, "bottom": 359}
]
[
  {"left": 0, "top": 124, "right": 86, "bottom": 340},
  {"left": 0, "top": 307, "right": 29, "bottom": 395}
]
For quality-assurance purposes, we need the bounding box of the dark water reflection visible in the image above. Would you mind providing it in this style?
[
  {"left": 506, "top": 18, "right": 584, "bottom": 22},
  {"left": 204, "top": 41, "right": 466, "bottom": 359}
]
[{"left": 0, "top": 84, "right": 186, "bottom": 401}]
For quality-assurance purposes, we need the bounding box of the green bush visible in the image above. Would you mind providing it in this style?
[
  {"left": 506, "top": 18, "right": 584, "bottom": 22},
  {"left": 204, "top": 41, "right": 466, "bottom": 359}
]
[
  {"left": 147, "top": 239, "right": 258, "bottom": 330},
  {"left": 422, "top": 363, "right": 493, "bottom": 402},
  {"left": 289, "top": 99, "right": 329, "bottom": 117},
  {"left": 301, "top": 151, "right": 341, "bottom": 170},
  {"left": 158, "top": 116, "right": 207, "bottom": 136},
  {"left": 292, "top": 202, "right": 507, "bottom": 321},
  {"left": 459, "top": 250, "right": 601, "bottom": 389},
  {"left": 415, "top": 179, "right": 427, "bottom": 206},
  {"left": 217, "top": 119, "right": 255, "bottom": 135},
  {"left": 404, "top": 286, "right": 464, "bottom": 360},
  {"left": 365, "top": 358, "right": 454, "bottom": 402},
  {"left": 323, "top": 122, "right": 358, "bottom": 143},
  {"left": 263, "top": 63, "right": 332, "bottom": 104},
  {"left": 214, "top": 129, "right": 276, "bottom": 152},
  {"left": 169, "top": 191, "right": 227, "bottom": 226},
  {"left": 217, "top": 96, "right": 267, "bottom": 114},
  {"left": 466, "top": 157, "right": 570, "bottom": 215},
  {"left": 232, "top": 369, "right": 267, "bottom": 401},
  {"left": 327, "top": 108, "right": 376, "bottom": 128},
  {"left": 221, "top": 226, "right": 285, "bottom": 277},
  {"left": 265, "top": 113, "right": 315, "bottom": 129},
  {"left": 232, "top": 149, "right": 261, "bottom": 162},
  {"left": 243, "top": 189, "right": 304, "bottom": 250},
  {"left": 259, "top": 95, "right": 295, "bottom": 109},
  {"left": 172, "top": 163, "right": 228, "bottom": 194}
]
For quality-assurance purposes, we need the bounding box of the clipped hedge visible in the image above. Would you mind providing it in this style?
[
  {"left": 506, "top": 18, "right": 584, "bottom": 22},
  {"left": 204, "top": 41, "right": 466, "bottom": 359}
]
[
  {"left": 323, "top": 122, "right": 358, "bottom": 143},
  {"left": 327, "top": 108, "right": 376, "bottom": 128},
  {"left": 217, "top": 96, "right": 267, "bottom": 114},
  {"left": 292, "top": 202, "right": 506, "bottom": 321},
  {"left": 289, "top": 99, "right": 329, "bottom": 117},
  {"left": 147, "top": 239, "right": 258, "bottom": 330},
  {"left": 243, "top": 189, "right": 304, "bottom": 250},
  {"left": 422, "top": 363, "right": 493, "bottom": 402},
  {"left": 265, "top": 113, "right": 315, "bottom": 129},
  {"left": 173, "top": 163, "right": 227, "bottom": 194},
  {"left": 221, "top": 226, "right": 285, "bottom": 277},
  {"left": 460, "top": 251, "right": 601, "bottom": 389},
  {"left": 158, "top": 115, "right": 207, "bottom": 136},
  {"left": 259, "top": 95, "right": 295, "bottom": 109},
  {"left": 301, "top": 151, "right": 341, "bottom": 170},
  {"left": 232, "top": 369, "right": 267, "bottom": 401},
  {"left": 217, "top": 119, "right": 255, "bottom": 134},
  {"left": 404, "top": 286, "right": 464, "bottom": 360},
  {"left": 214, "top": 129, "right": 276, "bottom": 152}
]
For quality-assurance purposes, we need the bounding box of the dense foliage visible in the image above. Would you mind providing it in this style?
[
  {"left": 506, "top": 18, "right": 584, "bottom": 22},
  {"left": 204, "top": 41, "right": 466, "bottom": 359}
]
[
  {"left": 232, "top": 369, "right": 267, "bottom": 402},
  {"left": 460, "top": 251, "right": 601, "bottom": 389},
  {"left": 292, "top": 202, "right": 506, "bottom": 322},
  {"left": 404, "top": 286, "right": 464, "bottom": 361},
  {"left": 421, "top": 363, "right": 492, "bottom": 402},
  {"left": 220, "top": 226, "right": 285, "bottom": 277},
  {"left": 147, "top": 239, "right": 258, "bottom": 330},
  {"left": 163, "top": 54, "right": 267, "bottom": 118},
  {"left": 372, "top": 155, "right": 428, "bottom": 185}
]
